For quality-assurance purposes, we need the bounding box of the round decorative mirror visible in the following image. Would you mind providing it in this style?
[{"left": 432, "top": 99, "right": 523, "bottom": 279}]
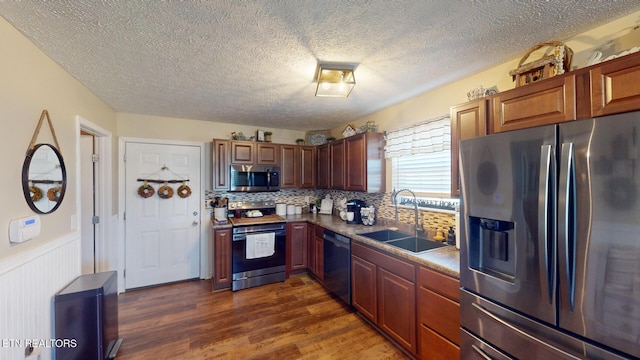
[{"left": 22, "top": 143, "right": 67, "bottom": 214}]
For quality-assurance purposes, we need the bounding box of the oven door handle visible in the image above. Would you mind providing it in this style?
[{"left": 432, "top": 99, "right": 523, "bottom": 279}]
[{"left": 233, "top": 230, "right": 285, "bottom": 241}]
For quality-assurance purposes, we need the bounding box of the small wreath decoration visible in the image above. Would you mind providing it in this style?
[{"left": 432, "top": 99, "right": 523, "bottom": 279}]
[
  {"left": 177, "top": 183, "right": 191, "bottom": 198},
  {"left": 138, "top": 183, "right": 155, "bottom": 198},
  {"left": 47, "top": 187, "right": 63, "bottom": 202},
  {"left": 158, "top": 184, "right": 174, "bottom": 199},
  {"left": 30, "top": 185, "right": 44, "bottom": 202}
]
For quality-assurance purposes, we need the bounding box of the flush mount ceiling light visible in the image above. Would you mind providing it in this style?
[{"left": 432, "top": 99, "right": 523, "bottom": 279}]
[{"left": 315, "top": 64, "right": 356, "bottom": 97}]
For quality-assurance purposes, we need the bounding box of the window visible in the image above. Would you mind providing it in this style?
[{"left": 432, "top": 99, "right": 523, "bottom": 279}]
[
  {"left": 386, "top": 115, "right": 452, "bottom": 199},
  {"left": 391, "top": 151, "right": 450, "bottom": 196}
]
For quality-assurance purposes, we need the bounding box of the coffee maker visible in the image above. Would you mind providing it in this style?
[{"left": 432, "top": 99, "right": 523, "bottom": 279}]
[{"left": 346, "top": 199, "right": 367, "bottom": 224}]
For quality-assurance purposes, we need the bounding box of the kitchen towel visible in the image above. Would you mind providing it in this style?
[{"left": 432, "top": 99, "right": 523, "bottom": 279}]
[{"left": 245, "top": 232, "right": 275, "bottom": 259}]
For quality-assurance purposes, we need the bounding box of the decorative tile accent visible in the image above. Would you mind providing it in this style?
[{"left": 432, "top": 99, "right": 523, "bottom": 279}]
[{"left": 206, "top": 189, "right": 456, "bottom": 235}]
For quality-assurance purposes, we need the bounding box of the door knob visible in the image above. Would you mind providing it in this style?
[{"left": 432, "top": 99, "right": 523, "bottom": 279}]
[{"left": 192, "top": 221, "right": 199, "bottom": 226}]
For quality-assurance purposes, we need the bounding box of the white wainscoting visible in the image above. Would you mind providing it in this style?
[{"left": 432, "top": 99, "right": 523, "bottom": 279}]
[{"left": 0, "top": 233, "right": 80, "bottom": 360}]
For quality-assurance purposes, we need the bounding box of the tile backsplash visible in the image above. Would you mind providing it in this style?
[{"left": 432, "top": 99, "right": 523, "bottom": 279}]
[{"left": 207, "top": 189, "right": 456, "bottom": 235}]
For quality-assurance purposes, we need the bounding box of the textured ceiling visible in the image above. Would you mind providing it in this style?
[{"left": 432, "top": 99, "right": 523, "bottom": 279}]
[{"left": 2, "top": 1, "right": 640, "bottom": 131}]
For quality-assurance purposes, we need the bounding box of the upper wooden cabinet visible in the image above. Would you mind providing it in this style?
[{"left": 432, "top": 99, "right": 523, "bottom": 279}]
[
  {"left": 212, "top": 139, "right": 230, "bottom": 191},
  {"left": 492, "top": 74, "right": 576, "bottom": 133},
  {"left": 212, "top": 133, "right": 384, "bottom": 192},
  {"left": 279, "top": 145, "right": 300, "bottom": 188},
  {"left": 316, "top": 133, "right": 386, "bottom": 192},
  {"left": 230, "top": 141, "right": 254, "bottom": 164},
  {"left": 256, "top": 143, "right": 279, "bottom": 165},
  {"left": 450, "top": 100, "right": 488, "bottom": 196},
  {"left": 345, "top": 132, "right": 386, "bottom": 193},
  {"left": 591, "top": 52, "right": 640, "bottom": 117},
  {"left": 316, "top": 144, "right": 330, "bottom": 189},
  {"left": 300, "top": 146, "right": 316, "bottom": 188},
  {"left": 329, "top": 140, "right": 346, "bottom": 189},
  {"left": 229, "top": 141, "right": 279, "bottom": 165}
]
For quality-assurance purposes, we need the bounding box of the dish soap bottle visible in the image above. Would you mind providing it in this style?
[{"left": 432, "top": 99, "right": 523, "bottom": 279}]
[{"left": 447, "top": 226, "right": 456, "bottom": 246}]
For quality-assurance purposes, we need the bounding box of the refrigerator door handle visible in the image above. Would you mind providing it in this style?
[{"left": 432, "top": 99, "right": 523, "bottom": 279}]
[
  {"left": 558, "top": 142, "right": 576, "bottom": 311},
  {"left": 471, "top": 302, "right": 581, "bottom": 359},
  {"left": 538, "top": 144, "right": 556, "bottom": 305}
]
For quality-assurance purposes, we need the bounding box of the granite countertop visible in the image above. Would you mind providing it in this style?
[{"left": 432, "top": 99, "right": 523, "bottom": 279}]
[{"left": 212, "top": 212, "right": 460, "bottom": 278}]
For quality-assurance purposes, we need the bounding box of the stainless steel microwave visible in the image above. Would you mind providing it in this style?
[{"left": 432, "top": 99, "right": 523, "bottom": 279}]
[{"left": 229, "top": 165, "right": 280, "bottom": 192}]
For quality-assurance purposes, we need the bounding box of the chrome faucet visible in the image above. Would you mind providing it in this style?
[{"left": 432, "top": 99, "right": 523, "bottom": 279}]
[{"left": 392, "top": 188, "right": 421, "bottom": 237}]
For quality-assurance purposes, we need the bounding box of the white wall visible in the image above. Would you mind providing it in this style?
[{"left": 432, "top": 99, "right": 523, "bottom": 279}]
[
  {"left": 117, "top": 112, "right": 307, "bottom": 144},
  {"left": 0, "top": 15, "right": 117, "bottom": 360}
]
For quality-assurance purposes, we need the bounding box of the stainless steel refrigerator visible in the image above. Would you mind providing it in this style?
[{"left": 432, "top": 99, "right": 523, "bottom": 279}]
[{"left": 459, "top": 112, "right": 640, "bottom": 359}]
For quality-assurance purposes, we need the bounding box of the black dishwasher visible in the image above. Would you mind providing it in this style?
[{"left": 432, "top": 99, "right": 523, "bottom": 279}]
[{"left": 323, "top": 230, "right": 351, "bottom": 305}]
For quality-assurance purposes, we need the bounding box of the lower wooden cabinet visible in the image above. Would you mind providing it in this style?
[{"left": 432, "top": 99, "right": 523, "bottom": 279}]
[
  {"left": 307, "top": 224, "right": 324, "bottom": 280},
  {"left": 351, "top": 255, "right": 377, "bottom": 322},
  {"left": 417, "top": 266, "right": 460, "bottom": 359},
  {"left": 287, "top": 222, "right": 307, "bottom": 275},
  {"left": 378, "top": 267, "right": 416, "bottom": 352},
  {"left": 352, "top": 242, "right": 417, "bottom": 354},
  {"left": 418, "top": 325, "right": 459, "bottom": 360},
  {"left": 212, "top": 228, "right": 232, "bottom": 290}
]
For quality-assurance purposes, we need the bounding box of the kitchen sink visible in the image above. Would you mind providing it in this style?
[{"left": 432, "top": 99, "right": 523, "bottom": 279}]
[
  {"left": 358, "top": 229, "right": 448, "bottom": 253},
  {"left": 386, "top": 237, "right": 447, "bottom": 252},
  {"left": 358, "top": 229, "right": 413, "bottom": 242}
]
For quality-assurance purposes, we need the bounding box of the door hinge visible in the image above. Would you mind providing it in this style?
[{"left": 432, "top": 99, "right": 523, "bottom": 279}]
[
  {"left": 123, "top": 211, "right": 126, "bottom": 221},
  {"left": 123, "top": 153, "right": 126, "bottom": 162},
  {"left": 123, "top": 269, "right": 125, "bottom": 278},
  {"left": 92, "top": 153, "right": 99, "bottom": 163},
  {"left": 92, "top": 215, "right": 100, "bottom": 224}
]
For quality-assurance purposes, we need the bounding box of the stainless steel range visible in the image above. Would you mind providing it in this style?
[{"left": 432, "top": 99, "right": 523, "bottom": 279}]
[{"left": 227, "top": 201, "right": 286, "bottom": 291}]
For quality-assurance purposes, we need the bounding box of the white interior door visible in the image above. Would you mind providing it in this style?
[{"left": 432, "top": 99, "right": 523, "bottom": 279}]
[
  {"left": 125, "top": 142, "right": 201, "bottom": 289},
  {"left": 80, "top": 133, "right": 95, "bottom": 274}
]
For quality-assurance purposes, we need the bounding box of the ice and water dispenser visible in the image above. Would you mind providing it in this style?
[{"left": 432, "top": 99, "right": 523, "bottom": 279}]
[{"left": 467, "top": 216, "right": 516, "bottom": 282}]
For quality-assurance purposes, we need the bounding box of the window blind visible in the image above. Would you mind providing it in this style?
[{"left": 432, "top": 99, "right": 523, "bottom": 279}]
[
  {"left": 386, "top": 116, "right": 451, "bottom": 196},
  {"left": 385, "top": 115, "right": 450, "bottom": 157}
]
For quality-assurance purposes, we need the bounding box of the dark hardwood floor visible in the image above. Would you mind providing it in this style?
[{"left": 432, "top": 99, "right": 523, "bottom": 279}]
[{"left": 117, "top": 274, "right": 409, "bottom": 359}]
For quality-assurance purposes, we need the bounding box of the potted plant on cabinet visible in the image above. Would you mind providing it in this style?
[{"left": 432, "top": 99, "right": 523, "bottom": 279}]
[
  {"left": 326, "top": 136, "right": 336, "bottom": 142},
  {"left": 296, "top": 138, "right": 305, "bottom": 145},
  {"left": 264, "top": 131, "right": 273, "bottom": 142}
]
